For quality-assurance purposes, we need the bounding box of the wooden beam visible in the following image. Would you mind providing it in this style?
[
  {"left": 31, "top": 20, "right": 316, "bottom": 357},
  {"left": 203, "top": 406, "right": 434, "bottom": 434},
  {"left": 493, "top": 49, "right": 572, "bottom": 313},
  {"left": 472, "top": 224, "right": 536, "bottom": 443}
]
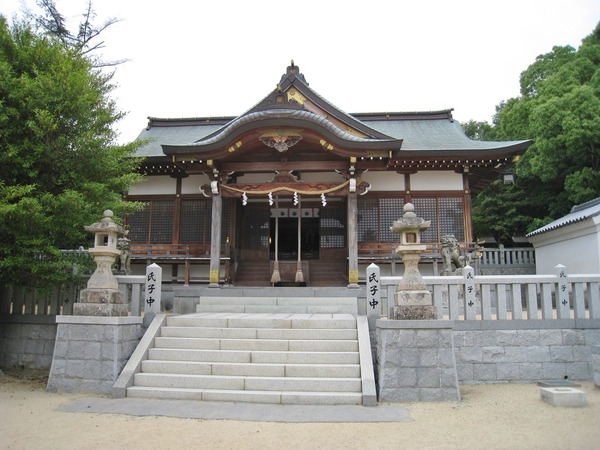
[{"left": 220, "top": 161, "right": 348, "bottom": 173}]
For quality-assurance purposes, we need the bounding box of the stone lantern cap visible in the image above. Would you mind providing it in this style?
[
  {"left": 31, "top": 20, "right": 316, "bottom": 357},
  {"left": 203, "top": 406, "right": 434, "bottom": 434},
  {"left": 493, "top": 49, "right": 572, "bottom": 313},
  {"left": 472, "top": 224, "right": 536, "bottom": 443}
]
[
  {"left": 390, "top": 203, "right": 430, "bottom": 246},
  {"left": 84, "top": 210, "right": 128, "bottom": 236},
  {"left": 84, "top": 210, "right": 128, "bottom": 253}
]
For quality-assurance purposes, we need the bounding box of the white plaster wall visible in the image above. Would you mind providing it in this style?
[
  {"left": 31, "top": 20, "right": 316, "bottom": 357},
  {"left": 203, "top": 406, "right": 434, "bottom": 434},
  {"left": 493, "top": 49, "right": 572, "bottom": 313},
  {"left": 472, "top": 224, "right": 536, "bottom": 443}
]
[
  {"left": 128, "top": 176, "right": 177, "bottom": 195},
  {"left": 530, "top": 221, "right": 600, "bottom": 274},
  {"left": 410, "top": 171, "right": 463, "bottom": 191},
  {"left": 182, "top": 174, "right": 211, "bottom": 194},
  {"left": 534, "top": 238, "right": 600, "bottom": 274},
  {"left": 361, "top": 172, "right": 405, "bottom": 191}
]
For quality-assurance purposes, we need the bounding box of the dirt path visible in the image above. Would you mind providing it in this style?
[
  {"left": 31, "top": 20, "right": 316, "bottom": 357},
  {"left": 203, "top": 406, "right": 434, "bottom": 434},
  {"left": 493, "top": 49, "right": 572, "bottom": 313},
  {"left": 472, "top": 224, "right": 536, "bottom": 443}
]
[{"left": 1, "top": 371, "right": 599, "bottom": 449}]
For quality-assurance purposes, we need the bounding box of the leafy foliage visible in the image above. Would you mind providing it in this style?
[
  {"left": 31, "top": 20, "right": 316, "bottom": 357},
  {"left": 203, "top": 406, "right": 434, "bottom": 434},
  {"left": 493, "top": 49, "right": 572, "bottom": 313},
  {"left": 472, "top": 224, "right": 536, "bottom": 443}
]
[
  {"left": 0, "top": 15, "right": 144, "bottom": 289},
  {"left": 465, "top": 22, "right": 600, "bottom": 245}
]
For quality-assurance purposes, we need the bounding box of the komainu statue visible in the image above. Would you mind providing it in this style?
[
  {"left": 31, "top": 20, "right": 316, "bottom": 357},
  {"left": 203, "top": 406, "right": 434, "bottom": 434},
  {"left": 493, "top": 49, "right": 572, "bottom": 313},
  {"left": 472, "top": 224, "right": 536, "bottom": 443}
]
[
  {"left": 440, "top": 234, "right": 471, "bottom": 276},
  {"left": 116, "top": 237, "right": 132, "bottom": 275}
]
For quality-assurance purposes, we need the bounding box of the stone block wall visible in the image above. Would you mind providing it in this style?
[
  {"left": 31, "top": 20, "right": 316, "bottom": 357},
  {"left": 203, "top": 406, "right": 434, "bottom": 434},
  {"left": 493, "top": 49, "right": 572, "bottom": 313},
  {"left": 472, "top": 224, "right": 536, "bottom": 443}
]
[
  {"left": 0, "top": 315, "right": 57, "bottom": 370},
  {"left": 377, "top": 320, "right": 461, "bottom": 402},
  {"left": 590, "top": 346, "right": 600, "bottom": 387},
  {"left": 376, "top": 318, "right": 600, "bottom": 402},
  {"left": 47, "top": 316, "right": 143, "bottom": 395},
  {"left": 454, "top": 320, "right": 600, "bottom": 384}
]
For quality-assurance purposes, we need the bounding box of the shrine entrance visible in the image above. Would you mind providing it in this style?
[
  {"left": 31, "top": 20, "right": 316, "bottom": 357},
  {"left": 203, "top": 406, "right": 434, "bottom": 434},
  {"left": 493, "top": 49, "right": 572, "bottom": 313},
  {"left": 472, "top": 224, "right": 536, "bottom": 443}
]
[{"left": 269, "top": 217, "right": 320, "bottom": 261}]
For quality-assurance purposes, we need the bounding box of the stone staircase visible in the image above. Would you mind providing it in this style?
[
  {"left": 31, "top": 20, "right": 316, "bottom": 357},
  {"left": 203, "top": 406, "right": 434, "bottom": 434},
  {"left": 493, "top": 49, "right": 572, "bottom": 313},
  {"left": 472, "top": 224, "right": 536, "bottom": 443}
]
[
  {"left": 195, "top": 296, "right": 358, "bottom": 314},
  {"left": 118, "top": 296, "right": 376, "bottom": 406}
]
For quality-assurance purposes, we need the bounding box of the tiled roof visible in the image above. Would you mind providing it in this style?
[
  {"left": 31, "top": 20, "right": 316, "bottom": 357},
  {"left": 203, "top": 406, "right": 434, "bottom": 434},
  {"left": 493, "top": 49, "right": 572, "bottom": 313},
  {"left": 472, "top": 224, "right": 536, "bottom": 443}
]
[
  {"left": 134, "top": 63, "right": 530, "bottom": 158},
  {"left": 526, "top": 197, "right": 600, "bottom": 237},
  {"left": 136, "top": 113, "right": 527, "bottom": 158},
  {"left": 363, "top": 117, "right": 526, "bottom": 151},
  {"left": 136, "top": 123, "right": 223, "bottom": 157}
]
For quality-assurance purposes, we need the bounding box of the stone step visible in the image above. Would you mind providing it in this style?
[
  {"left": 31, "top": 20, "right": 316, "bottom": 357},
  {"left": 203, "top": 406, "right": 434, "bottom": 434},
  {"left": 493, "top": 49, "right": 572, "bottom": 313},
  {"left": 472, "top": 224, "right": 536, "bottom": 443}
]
[
  {"left": 160, "top": 326, "right": 358, "bottom": 340},
  {"left": 200, "top": 297, "right": 358, "bottom": 306},
  {"left": 141, "top": 360, "right": 361, "bottom": 378},
  {"left": 166, "top": 313, "right": 357, "bottom": 329},
  {"left": 195, "top": 304, "right": 358, "bottom": 314},
  {"left": 125, "top": 312, "right": 373, "bottom": 406},
  {"left": 133, "top": 373, "right": 362, "bottom": 392},
  {"left": 153, "top": 337, "right": 359, "bottom": 352},
  {"left": 196, "top": 296, "right": 358, "bottom": 315},
  {"left": 126, "top": 386, "right": 363, "bottom": 405},
  {"left": 147, "top": 348, "right": 360, "bottom": 364}
]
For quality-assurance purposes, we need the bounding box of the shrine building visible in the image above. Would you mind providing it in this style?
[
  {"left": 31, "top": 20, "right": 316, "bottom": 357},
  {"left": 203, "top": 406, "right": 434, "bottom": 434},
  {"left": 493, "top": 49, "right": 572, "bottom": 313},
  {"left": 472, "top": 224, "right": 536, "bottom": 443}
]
[{"left": 125, "top": 63, "right": 531, "bottom": 287}]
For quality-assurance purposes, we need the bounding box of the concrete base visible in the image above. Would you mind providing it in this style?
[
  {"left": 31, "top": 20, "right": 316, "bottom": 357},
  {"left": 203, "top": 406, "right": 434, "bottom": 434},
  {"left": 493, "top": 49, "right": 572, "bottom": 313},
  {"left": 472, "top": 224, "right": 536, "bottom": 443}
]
[
  {"left": 47, "top": 315, "right": 142, "bottom": 395},
  {"left": 540, "top": 387, "right": 588, "bottom": 407}
]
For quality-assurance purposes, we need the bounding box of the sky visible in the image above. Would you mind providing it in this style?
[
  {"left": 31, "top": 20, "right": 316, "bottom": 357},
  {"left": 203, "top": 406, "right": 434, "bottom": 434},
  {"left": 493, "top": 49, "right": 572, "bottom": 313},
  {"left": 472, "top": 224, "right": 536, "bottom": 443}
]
[{"left": 2, "top": 0, "right": 600, "bottom": 145}]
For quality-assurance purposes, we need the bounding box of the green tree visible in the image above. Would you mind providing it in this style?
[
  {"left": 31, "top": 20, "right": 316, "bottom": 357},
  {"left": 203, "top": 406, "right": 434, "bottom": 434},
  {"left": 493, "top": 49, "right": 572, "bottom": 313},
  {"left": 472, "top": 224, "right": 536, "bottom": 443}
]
[
  {"left": 0, "top": 16, "right": 144, "bottom": 289},
  {"left": 468, "top": 22, "right": 600, "bottom": 244}
]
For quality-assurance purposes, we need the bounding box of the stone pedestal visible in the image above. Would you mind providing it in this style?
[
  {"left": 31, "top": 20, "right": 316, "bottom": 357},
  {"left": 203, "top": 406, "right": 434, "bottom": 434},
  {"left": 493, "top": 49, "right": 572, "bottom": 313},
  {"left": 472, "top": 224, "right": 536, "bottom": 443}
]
[
  {"left": 47, "top": 316, "right": 143, "bottom": 395},
  {"left": 74, "top": 288, "right": 127, "bottom": 316},
  {"left": 376, "top": 320, "right": 460, "bottom": 402},
  {"left": 391, "top": 248, "right": 436, "bottom": 319},
  {"left": 391, "top": 304, "right": 437, "bottom": 320}
]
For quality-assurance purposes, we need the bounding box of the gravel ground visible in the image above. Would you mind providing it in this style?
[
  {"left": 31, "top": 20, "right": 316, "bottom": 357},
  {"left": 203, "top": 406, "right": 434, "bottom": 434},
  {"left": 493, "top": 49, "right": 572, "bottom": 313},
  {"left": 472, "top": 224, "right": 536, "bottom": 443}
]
[{"left": 1, "top": 370, "right": 599, "bottom": 449}]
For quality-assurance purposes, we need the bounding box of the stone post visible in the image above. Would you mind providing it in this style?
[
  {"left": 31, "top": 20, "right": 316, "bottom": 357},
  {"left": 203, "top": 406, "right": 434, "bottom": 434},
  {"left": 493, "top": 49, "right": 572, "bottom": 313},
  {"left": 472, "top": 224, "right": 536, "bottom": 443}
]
[
  {"left": 464, "top": 265, "right": 477, "bottom": 320},
  {"left": 144, "top": 263, "right": 162, "bottom": 327},
  {"left": 555, "top": 264, "right": 570, "bottom": 319},
  {"left": 366, "top": 263, "right": 382, "bottom": 330}
]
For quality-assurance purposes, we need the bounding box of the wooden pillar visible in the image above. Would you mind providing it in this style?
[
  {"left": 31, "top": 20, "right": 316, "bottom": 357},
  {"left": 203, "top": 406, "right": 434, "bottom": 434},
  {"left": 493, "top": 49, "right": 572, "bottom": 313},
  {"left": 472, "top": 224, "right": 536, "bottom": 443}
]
[
  {"left": 209, "top": 187, "right": 222, "bottom": 287},
  {"left": 347, "top": 190, "right": 359, "bottom": 288},
  {"left": 463, "top": 173, "right": 473, "bottom": 242}
]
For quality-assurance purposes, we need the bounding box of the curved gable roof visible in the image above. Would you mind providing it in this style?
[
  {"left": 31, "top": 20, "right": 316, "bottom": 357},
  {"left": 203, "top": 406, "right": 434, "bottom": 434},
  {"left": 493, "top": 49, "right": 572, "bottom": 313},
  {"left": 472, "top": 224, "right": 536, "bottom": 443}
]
[{"left": 160, "top": 63, "right": 403, "bottom": 160}]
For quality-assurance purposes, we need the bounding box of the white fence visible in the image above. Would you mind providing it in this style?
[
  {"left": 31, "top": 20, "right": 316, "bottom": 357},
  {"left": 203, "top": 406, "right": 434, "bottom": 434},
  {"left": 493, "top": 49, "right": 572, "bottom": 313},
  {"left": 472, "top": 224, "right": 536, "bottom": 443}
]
[
  {"left": 478, "top": 247, "right": 536, "bottom": 267},
  {"left": 477, "top": 247, "right": 536, "bottom": 274},
  {"left": 115, "top": 275, "right": 146, "bottom": 316},
  {"left": 377, "top": 265, "right": 600, "bottom": 320}
]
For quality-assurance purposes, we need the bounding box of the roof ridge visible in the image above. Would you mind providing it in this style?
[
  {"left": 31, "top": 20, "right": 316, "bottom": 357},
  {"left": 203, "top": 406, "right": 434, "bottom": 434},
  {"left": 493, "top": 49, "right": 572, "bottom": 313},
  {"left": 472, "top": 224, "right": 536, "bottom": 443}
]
[{"left": 571, "top": 196, "right": 600, "bottom": 213}]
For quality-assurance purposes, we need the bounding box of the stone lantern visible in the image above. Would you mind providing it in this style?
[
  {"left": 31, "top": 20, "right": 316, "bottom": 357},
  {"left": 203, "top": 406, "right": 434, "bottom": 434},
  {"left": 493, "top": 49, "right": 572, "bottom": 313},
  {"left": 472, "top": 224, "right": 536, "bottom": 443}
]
[
  {"left": 390, "top": 203, "right": 437, "bottom": 319},
  {"left": 73, "top": 210, "right": 129, "bottom": 316}
]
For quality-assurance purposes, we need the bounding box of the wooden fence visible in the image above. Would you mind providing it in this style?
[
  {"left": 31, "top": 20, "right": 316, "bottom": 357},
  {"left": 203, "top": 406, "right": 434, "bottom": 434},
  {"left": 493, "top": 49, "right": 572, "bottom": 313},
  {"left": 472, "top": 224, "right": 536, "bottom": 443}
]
[{"left": 0, "top": 275, "right": 146, "bottom": 317}]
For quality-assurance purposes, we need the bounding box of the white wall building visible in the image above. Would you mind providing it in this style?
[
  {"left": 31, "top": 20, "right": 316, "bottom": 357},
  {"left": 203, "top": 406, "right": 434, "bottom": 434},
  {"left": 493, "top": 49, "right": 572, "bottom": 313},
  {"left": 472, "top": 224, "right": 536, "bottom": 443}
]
[{"left": 527, "top": 197, "right": 600, "bottom": 275}]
